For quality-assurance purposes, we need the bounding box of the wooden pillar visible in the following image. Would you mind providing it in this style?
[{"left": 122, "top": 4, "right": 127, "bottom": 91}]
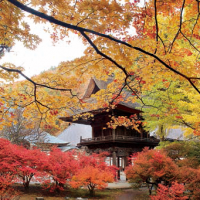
[
  {"left": 124, "top": 155, "right": 128, "bottom": 168},
  {"left": 117, "top": 157, "right": 120, "bottom": 180},
  {"left": 29, "top": 143, "right": 33, "bottom": 150},
  {"left": 80, "top": 136, "right": 82, "bottom": 143},
  {"left": 140, "top": 126, "right": 143, "bottom": 138},
  {"left": 101, "top": 128, "right": 103, "bottom": 138},
  {"left": 112, "top": 129, "right": 116, "bottom": 140},
  {"left": 92, "top": 126, "right": 94, "bottom": 138},
  {"left": 113, "top": 151, "right": 120, "bottom": 180},
  {"left": 121, "top": 157, "right": 124, "bottom": 171},
  {"left": 124, "top": 156, "right": 128, "bottom": 181},
  {"left": 117, "top": 156, "right": 120, "bottom": 168},
  {"left": 112, "top": 151, "right": 117, "bottom": 166}
]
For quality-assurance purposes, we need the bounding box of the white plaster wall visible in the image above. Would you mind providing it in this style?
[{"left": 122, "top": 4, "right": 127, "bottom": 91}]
[{"left": 57, "top": 124, "right": 92, "bottom": 146}]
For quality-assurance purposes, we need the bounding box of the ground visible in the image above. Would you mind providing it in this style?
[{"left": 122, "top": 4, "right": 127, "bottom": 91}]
[{"left": 12, "top": 184, "right": 149, "bottom": 200}]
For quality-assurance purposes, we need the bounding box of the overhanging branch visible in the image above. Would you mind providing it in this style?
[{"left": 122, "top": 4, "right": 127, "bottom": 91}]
[
  {"left": 6, "top": 0, "right": 200, "bottom": 95},
  {"left": 0, "top": 65, "right": 74, "bottom": 92}
]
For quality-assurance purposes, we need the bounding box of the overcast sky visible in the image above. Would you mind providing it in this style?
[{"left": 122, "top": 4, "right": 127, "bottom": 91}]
[
  {"left": 0, "top": 22, "right": 86, "bottom": 79},
  {"left": 0, "top": 0, "right": 144, "bottom": 80}
]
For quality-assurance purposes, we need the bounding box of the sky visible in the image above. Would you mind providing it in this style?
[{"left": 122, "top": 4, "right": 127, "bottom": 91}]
[
  {"left": 0, "top": 0, "right": 143, "bottom": 80},
  {"left": 0, "top": 22, "right": 86, "bottom": 79}
]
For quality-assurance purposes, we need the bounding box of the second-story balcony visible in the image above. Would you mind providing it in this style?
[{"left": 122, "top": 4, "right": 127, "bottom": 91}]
[{"left": 79, "top": 135, "right": 159, "bottom": 146}]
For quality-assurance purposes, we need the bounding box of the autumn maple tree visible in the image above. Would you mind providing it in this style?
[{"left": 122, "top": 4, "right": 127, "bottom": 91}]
[
  {"left": 125, "top": 148, "right": 178, "bottom": 195},
  {"left": 70, "top": 152, "right": 117, "bottom": 196},
  {"left": 42, "top": 148, "right": 79, "bottom": 193},
  {"left": 13, "top": 146, "right": 47, "bottom": 190},
  {"left": 0, "top": 138, "right": 47, "bottom": 191}
]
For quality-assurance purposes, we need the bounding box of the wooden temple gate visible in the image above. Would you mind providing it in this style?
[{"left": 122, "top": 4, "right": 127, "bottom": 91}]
[{"left": 60, "top": 78, "right": 159, "bottom": 180}]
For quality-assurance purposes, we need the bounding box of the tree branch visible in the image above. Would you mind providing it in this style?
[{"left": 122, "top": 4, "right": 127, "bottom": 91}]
[
  {"left": 6, "top": 0, "right": 200, "bottom": 95},
  {"left": 154, "top": 0, "right": 158, "bottom": 43},
  {"left": 191, "top": 0, "right": 200, "bottom": 36},
  {"left": 181, "top": 31, "right": 200, "bottom": 53},
  {"left": 169, "top": 0, "right": 186, "bottom": 53},
  {"left": 0, "top": 65, "right": 75, "bottom": 93},
  {"left": 80, "top": 31, "right": 128, "bottom": 76}
]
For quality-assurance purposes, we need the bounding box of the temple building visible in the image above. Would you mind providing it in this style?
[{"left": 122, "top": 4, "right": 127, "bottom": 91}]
[
  {"left": 60, "top": 78, "right": 159, "bottom": 179},
  {"left": 26, "top": 132, "right": 76, "bottom": 152}
]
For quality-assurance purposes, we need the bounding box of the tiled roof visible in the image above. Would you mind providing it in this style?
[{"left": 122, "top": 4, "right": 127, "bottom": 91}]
[
  {"left": 58, "top": 145, "right": 78, "bottom": 152},
  {"left": 26, "top": 132, "right": 69, "bottom": 145}
]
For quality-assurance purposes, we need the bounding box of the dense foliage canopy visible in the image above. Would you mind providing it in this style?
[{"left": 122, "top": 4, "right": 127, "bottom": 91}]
[{"left": 1, "top": 0, "right": 200, "bottom": 136}]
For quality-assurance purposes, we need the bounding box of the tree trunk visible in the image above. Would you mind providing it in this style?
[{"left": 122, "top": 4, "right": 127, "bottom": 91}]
[
  {"left": 23, "top": 181, "right": 30, "bottom": 191},
  {"left": 23, "top": 174, "right": 34, "bottom": 191},
  {"left": 89, "top": 188, "right": 95, "bottom": 196},
  {"left": 55, "top": 181, "right": 61, "bottom": 194},
  {"left": 146, "top": 178, "right": 157, "bottom": 195},
  {"left": 88, "top": 184, "right": 95, "bottom": 196}
]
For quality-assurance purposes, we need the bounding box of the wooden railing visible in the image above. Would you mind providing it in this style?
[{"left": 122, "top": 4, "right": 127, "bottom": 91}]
[{"left": 80, "top": 135, "right": 159, "bottom": 143}]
